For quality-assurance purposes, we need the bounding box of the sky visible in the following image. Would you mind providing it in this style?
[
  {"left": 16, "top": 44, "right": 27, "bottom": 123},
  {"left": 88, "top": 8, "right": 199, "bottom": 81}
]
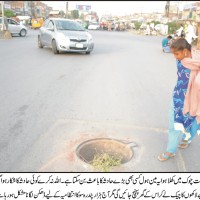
[{"left": 42, "top": 1, "right": 194, "bottom": 17}]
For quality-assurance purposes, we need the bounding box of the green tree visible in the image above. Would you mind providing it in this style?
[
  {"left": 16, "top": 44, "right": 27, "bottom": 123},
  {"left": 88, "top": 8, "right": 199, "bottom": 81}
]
[
  {"left": 167, "top": 22, "right": 180, "bottom": 34},
  {"left": 151, "top": 21, "right": 160, "bottom": 26},
  {"left": 59, "top": 10, "right": 65, "bottom": 18},
  {"left": 80, "top": 13, "right": 84, "bottom": 20},
  {"left": 134, "top": 21, "right": 142, "bottom": 30},
  {"left": 4, "top": 10, "right": 15, "bottom": 18},
  {"left": 71, "top": 10, "right": 79, "bottom": 19}
]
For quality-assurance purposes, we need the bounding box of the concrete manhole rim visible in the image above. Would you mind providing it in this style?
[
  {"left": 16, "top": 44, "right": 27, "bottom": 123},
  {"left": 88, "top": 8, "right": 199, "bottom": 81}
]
[{"left": 75, "top": 137, "right": 137, "bottom": 165}]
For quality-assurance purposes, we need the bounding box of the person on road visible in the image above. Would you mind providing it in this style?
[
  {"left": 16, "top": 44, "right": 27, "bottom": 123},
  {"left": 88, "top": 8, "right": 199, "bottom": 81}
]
[
  {"left": 176, "top": 24, "right": 184, "bottom": 38},
  {"left": 162, "top": 35, "right": 173, "bottom": 53},
  {"left": 146, "top": 23, "right": 151, "bottom": 35},
  {"left": 107, "top": 21, "right": 112, "bottom": 31},
  {"left": 185, "top": 21, "right": 198, "bottom": 44},
  {"left": 158, "top": 38, "right": 200, "bottom": 161}
]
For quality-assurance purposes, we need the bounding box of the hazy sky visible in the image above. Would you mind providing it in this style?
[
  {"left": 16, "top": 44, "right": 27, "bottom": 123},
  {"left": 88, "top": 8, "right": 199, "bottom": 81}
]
[{"left": 42, "top": 1, "right": 192, "bottom": 17}]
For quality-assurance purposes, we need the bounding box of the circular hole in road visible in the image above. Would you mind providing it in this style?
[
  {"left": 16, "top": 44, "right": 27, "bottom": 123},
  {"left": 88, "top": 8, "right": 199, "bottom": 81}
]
[{"left": 76, "top": 138, "right": 134, "bottom": 165}]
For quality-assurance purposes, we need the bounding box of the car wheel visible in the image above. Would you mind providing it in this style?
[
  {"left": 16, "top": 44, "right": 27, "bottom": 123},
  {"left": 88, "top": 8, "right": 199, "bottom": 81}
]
[
  {"left": 20, "top": 29, "right": 27, "bottom": 37},
  {"left": 52, "top": 39, "right": 59, "bottom": 54},
  {"left": 86, "top": 51, "right": 91, "bottom": 54},
  {"left": 38, "top": 36, "right": 43, "bottom": 48}
]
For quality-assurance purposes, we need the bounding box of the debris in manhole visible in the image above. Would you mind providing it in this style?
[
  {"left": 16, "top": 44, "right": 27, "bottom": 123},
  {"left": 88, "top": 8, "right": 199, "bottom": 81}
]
[
  {"left": 76, "top": 138, "right": 136, "bottom": 171},
  {"left": 90, "top": 152, "right": 122, "bottom": 172}
]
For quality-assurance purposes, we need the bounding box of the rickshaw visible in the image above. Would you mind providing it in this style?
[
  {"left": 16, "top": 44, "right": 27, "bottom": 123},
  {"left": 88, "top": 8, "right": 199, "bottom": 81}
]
[{"left": 31, "top": 18, "right": 44, "bottom": 29}]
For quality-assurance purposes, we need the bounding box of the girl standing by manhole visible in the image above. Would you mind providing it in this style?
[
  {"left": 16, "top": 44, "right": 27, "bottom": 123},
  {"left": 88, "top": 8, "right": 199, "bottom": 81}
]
[{"left": 158, "top": 38, "right": 200, "bottom": 161}]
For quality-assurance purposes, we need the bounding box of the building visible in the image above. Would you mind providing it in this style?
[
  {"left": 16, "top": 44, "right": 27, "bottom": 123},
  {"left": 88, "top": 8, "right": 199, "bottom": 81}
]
[
  {"left": 168, "top": 4, "right": 179, "bottom": 20},
  {"left": 181, "top": 2, "right": 200, "bottom": 21},
  {"left": 3, "top": 1, "right": 52, "bottom": 18},
  {"left": 49, "top": 10, "right": 65, "bottom": 18},
  {"left": 84, "top": 12, "right": 98, "bottom": 22}
]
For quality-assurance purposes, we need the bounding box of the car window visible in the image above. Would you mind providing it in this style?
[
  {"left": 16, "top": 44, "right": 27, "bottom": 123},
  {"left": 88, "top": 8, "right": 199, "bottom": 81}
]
[
  {"left": 47, "top": 21, "right": 54, "bottom": 29},
  {"left": 43, "top": 19, "right": 50, "bottom": 27},
  {"left": 9, "top": 19, "right": 18, "bottom": 25},
  {"left": 55, "top": 20, "right": 84, "bottom": 31}
]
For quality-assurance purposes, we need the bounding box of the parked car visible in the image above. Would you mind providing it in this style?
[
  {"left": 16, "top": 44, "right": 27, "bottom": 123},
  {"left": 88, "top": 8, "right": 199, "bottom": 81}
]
[
  {"left": 0, "top": 17, "right": 27, "bottom": 37},
  {"left": 38, "top": 18, "right": 94, "bottom": 54},
  {"left": 88, "top": 22, "right": 100, "bottom": 30}
]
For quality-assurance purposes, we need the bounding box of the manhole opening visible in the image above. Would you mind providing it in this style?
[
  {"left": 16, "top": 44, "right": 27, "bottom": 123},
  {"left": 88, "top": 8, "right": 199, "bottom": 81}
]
[{"left": 76, "top": 138, "right": 134, "bottom": 165}]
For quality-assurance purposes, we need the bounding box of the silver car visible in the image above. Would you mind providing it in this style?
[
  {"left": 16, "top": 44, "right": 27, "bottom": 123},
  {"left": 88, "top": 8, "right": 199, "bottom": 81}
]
[
  {"left": 0, "top": 17, "right": 27, "bottom": 37},
  {"left": 38, "top": 18, "right": 94, "bottom": 54}
]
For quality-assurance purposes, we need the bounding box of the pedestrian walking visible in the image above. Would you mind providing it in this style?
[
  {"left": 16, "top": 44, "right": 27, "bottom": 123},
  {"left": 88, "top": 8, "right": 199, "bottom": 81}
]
[
  {"left": 192, "top": 22, "right": 197, "bottom": 36},
  {"left": 158, "top": 38, "right": 200, "bottom": 161},
  {"left": 107, "top": 21, "right": 112, "bottom": 31},
  {"left": 176, "top": 24, "right": 184, "bottom": 37},
  {"left": 146, "top": 23, "right": 151, "bottom": 35},
  {"left": 185, "top": 21, "right": 198, "bottom": 44}
]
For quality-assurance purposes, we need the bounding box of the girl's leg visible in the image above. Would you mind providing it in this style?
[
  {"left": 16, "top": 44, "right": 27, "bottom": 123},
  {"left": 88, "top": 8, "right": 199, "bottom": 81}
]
[
  {"left": 158, "top": 101, "right": 181, "bottom": 161},
  {"left": 181, "top": 118, "right": 200, "bottom": 143},
  {"left": 166, "top": 102, "right": 182, "bottom": 154}
]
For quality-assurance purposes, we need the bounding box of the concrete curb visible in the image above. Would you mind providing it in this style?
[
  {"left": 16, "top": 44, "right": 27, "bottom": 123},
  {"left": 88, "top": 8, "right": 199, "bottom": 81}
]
[{"left": 0, "top": 31, "right": 12, "bottom": 39}]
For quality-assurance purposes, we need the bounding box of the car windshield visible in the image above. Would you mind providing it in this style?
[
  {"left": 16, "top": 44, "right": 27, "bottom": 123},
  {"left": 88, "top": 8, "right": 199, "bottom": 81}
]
[{"left": 55, "top": 20, "right": 85, "bottom": 31}]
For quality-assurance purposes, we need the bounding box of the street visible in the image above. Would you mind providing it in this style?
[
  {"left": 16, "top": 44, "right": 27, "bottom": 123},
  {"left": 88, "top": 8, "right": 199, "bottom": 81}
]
[{"left": 0, "top": 29, "right": 199, "bottom": 172}]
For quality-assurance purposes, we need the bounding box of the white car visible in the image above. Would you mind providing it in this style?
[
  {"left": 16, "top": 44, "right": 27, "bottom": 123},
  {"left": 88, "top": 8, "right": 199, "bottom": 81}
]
[
  {"left": 38, "top": 18, "right": 94, "bottom": 54},
  {"left": 88, "top": 22, "right": 100, "bottom": 30},
  {"left": 0, "top": 17, "right": 27, "bottom": 37},
  {"left": 7, "top": 18, "right": 27, "bottom": 36}
]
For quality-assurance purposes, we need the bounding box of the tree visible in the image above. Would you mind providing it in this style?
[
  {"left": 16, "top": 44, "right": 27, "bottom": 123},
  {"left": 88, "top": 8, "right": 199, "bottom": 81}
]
[
  {"left": 71, "top": 10, "right": 79, "bottom": 19},
  {"left": 80, "top": 13, "right": 84, "bottom": 20},
  {"left": 59, "top": 10, "right": 65, "bottom": 18},
  {"left": 4, "top": 10, "right": 15, "bottom": 18},
  {"left": 134, "top": 21, "right": 142, "bottom": 30},
  {"left": 167, "top": 21, "right": 180, "bottom": 34}
]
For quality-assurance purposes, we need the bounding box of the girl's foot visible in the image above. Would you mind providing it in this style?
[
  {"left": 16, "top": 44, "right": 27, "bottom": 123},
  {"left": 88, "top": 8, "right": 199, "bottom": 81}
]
[
  {"left": 178, "top": 140, "right": 191, "bottom": 149},
  {"left": 158, "top": 152, "right": 175, "bottom": 161}
]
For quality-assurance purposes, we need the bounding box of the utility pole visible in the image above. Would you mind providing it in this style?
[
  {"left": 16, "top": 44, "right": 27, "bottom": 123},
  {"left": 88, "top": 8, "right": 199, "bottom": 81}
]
[
  {"left": 1, "top": 1, "right": 5, "bottom": 30},
  {"left": 66, "top": 1, "right": 68, "bottom": 18},
  {"left": 31, "top": 1, "right": 35, "bottom": 18},
  {"left": 165, "top": 1, "right": 170, "bottom": 18},
  {"left": 23, "top": 1, "right": 25, "bottom": 16},
  {"left": 0, "top": 1, "right": 11, "bottom": 39},
  {"left": 176, "top": 2, "right": 179, "bottom": 19}
]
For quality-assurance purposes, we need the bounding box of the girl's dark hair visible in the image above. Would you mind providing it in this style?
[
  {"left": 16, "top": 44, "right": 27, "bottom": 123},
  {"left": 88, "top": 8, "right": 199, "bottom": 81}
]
[{"left": 170, "top": 38, "right": 191, "bottom": 51}]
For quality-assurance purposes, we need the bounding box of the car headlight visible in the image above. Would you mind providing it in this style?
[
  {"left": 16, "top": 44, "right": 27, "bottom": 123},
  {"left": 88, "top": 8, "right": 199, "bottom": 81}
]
[{"left": 87, "top": 33, "right": 93, "bottom": 42}]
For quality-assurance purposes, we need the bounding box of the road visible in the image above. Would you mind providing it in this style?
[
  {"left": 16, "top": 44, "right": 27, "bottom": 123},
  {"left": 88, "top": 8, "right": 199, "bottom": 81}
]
[{"left": 0, "top": 29, "right": 199, "bottom": 172}]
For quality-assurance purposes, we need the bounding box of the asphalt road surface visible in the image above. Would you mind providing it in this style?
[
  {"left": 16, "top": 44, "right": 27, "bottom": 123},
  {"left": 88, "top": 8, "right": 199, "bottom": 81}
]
[{"left": 1, "top": 29, "right": 199, "bottom": 172}]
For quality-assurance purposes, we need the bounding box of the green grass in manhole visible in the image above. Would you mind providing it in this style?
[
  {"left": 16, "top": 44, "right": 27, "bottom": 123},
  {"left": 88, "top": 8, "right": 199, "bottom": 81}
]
[{"left": 90, "top": 153, "right": 122, "bottom": 172}]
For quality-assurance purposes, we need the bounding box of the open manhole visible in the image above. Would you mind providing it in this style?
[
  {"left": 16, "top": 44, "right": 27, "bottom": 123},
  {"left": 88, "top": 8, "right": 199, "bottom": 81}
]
[{"left": 76, "top": 138, "right": 136, "bottom": 165}]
